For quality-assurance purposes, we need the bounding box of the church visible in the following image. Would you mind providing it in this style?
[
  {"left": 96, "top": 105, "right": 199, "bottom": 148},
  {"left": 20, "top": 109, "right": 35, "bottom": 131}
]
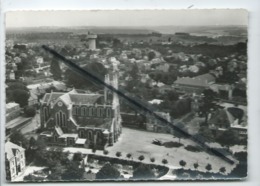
[{"left": 39, "top": 67, "right": 122, "bottom": 150}]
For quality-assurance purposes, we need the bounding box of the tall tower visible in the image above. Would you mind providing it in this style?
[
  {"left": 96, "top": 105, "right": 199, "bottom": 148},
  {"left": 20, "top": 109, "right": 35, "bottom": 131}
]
[
  {"left": 111, "top": 63, "right": 122, "bottom": 142},
  {"left": 87, "top": 34, "right": 97, "bottom": 50}
]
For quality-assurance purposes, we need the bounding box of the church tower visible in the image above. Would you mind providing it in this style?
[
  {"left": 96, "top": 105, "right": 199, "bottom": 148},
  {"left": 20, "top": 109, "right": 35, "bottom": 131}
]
[
  {"left": 111, "top": 62, "right": 122, "bottom": 143},
  {"left": 104, "top": 62, "right": 122, "bottom": 145}
]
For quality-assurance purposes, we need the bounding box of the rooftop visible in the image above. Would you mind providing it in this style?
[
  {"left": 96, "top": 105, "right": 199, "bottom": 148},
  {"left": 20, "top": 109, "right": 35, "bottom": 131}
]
[
  {"left": 42, "top": 89, "right": 103, "bottom": 106},
  {"left": 5, "top": 141, "right": 25, "bottom": 160},
  {"left": 174, "top": 73, "right": 216, "bottom": 87}
]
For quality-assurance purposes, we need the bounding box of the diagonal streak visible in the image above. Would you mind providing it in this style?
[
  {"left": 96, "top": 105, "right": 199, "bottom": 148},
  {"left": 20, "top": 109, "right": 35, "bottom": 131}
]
[{"left": 42, "top": 45, "right": 235, "bottom": 165}]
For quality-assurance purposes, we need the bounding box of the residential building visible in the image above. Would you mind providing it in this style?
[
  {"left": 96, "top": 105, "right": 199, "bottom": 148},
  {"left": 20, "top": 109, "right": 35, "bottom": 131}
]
[
  {"left": 5, "top": 141, "right": 26, "bottom": 181},
  {"left": 6, "top": 103, "right": 20, "bottom": 123},
  {"left": 174, "top": 73, "right": 216, "bottom": 94},
  {"left": 208, "top": 104, "right": 247, "bottom": 139}
]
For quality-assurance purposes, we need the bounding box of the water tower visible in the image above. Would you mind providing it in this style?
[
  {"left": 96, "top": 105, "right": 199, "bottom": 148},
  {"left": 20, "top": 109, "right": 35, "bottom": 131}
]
[{"left": 87, "top": 33, "right": 97, "bottom": 50}]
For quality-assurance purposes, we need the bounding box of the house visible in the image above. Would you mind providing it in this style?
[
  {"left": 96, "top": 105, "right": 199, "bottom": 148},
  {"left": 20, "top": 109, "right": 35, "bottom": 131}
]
[
  {"left": 39, "top": 69, "right": 122, "bottom": 150},
  {"left": 6, "top": 103, "right": 20, "bottom": 123},
  {"left": 209, "top": 84, "right": 233, "bottom": 100},
  {"left": 174, "top": 73, "right": 216, "bottom": 94},
  {"left": 155, "top": 63, "right": 170, "bottom": 72},
  {"left": 5, "top": 141, "right": 26, "bottom": 181},
  {"left": 208, "top": 104, "right": 247, "bottom": 139}
]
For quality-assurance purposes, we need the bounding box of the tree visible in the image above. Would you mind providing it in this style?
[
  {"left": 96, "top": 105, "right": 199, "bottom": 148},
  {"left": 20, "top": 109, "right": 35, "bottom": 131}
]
[
  {"left": 133, "top": 164, "right": 155, "bottom": 179},
  {"left": 29, "top": 137, "right": 37, "bottom": 149},
  {"left": 216, "top": 130, "right": 238, "bottom": 148},
  {"left": 129, "top": 63, "right": 140, "bottom": 82},
  {"left": 138, "top": 155, "right": 145, "bottom": 161},
  {"left": 179, "top": 160, "right": 186, "bottom": 168},
  {"left": 193, "top": 162, "right": 199, "bottom": 170},
  {"left": 219, "top": 167, "right": 226, "bottom": 174},
  {"left": 48, "top": 162, "right": 63, "bottom": 181},
  {"left": 96, "top": 163, "right": 121, "bottom": 180},
  {"left": 165, "top": 90, "right": 179, "bottom": 102},
  {"left": 64, "top": 62, "right": 107, "bottom": 90},
  {"left": 9, "top": 130, "right": 28, "bottom": 148},
  {"left": 150, "top": 157, "right": 155, "bottom": 163},
  {"left": 50, "top": 59, "right": 62, "bottom": 80},
  {"left": 61, "top": 161, "right": 84, "bottom": 181},
  {"left": 116, "top": 152, "right": 122, "bottom": 158},
  {"left": 205, "top": 163, "right": 212, "bottom": 172},
  {"left": 24, "top": 105, "right": 36, "bottom": 117},
  {"left": 126, "top": 153, "right": 132, "bottom": 159},
  {"left": 162, "top": 159, "right": 168, "bottom": 164},
  {"left": 112, "top": 38, "right": 122, "bottom": 48},
  {"left": 148, "top": 51, "right": 156, "bottom": 61},
  {"left": 12, "top": 89, "right": 30, "bottom": 107},
  {"left": 200, "top": 89, "right": 216, "bottom": 124},
  {"left": 34, "top": 147, "right": 69, "bottom": 168},
  {"left": 73, "top": 152, "right": 83, "bottom": 162},
  {"left": 7, "top": 81, "right": 28, "bottom": 91}
]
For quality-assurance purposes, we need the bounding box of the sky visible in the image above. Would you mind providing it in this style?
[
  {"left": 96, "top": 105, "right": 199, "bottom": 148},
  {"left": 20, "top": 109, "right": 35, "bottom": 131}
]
[{"left": 6, "top": 9, "right": 248, "bottom": 28}]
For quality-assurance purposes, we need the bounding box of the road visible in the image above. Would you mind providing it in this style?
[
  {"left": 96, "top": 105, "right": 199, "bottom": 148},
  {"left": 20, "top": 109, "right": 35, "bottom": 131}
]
[{"left": 20, "top": 112, "right": 41, "bottom": 139}]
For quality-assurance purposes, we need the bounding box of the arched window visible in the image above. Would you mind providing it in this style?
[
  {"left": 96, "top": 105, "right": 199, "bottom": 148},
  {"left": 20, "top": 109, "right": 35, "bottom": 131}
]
[
  {"left": 77, "top": 107, "right": 80, "bottom": 115},
  {"left": 55, "top": 113, "right": 60, "bottom": 126},
  {"left": 106, "top": 108, "right": 111, "bottom": 118},
  {"left": 43, "top": 107, "right": 48, "bottom": 122},
  {"left": 92, "top": 107, "right": 96, "bottom": 117},
  {"left": 81, "top": 107, "right": 86, "bottom": 116},
  {"left": 96, "top": 131, "right": 103, "bottom": 144},
  {"left": 96, "top": 107, "right": 100, "bottom": 117},
  {"left": 89, "top": 107, "right": 93, "bottom": 117},
  {"left": 87, "top": 130, "right": 93, "bottom": 141},
  {"left": 85, "top": 107, "right": 89, "bottom": 117},
  {"left": 56, "top": 111, "right": 66, "bottom": 127},
  {"left": 79, "top": 130, "right": 84, "bottom": 138},
  {"left": 62, "top": 113, "right": 66, "bottom": 127},
  {"left": 100, "top": 108, "right": 104, "bottom": 117}
]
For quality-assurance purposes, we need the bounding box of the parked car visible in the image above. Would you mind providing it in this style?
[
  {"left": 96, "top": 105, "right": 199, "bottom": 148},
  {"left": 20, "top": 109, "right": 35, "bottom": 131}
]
[{"left": 152, "top": 139, "right": 162, "bottom": 146}]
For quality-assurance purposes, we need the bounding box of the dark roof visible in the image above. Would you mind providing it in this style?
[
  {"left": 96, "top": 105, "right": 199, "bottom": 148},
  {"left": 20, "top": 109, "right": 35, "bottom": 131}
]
[{"left": 227, "top": 107, "right": 244, "bottom": 121}]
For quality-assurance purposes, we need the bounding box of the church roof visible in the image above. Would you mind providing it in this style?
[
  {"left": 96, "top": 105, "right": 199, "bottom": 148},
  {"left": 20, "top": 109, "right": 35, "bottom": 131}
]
[
  {"left": 5, "top": 141, "right": 25, "bottom": 160},
  {"left": 69, "top": 93, "right": 102, "bottom": 105},
  {"left": 59, "top": 93, "right": 72, "bottom": 106},
  {"left": 42, "top": 91, "right": 103, "bottom": 106},
  {"left": 42, "top": 92, "right": 64, "bottom": 103}
]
